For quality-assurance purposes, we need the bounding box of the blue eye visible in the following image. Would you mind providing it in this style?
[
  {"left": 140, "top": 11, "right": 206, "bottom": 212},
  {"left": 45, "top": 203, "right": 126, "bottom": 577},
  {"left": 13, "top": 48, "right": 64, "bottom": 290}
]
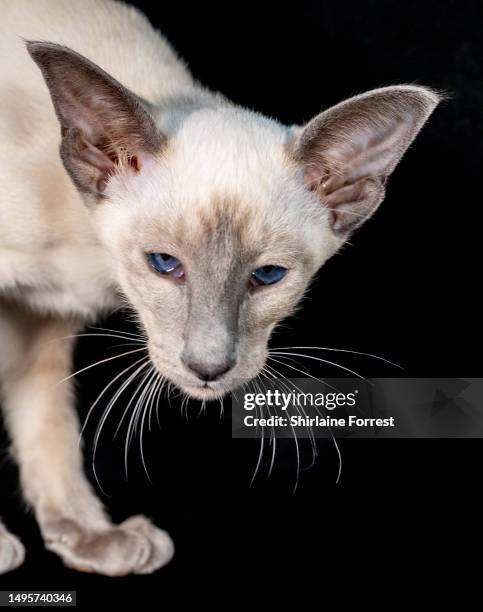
[
  {"left": 251, "top": 265, "right": 288, "bottom": 286},
  {"left": 147, "top": 253, "right": 184, "bottom": 279}
]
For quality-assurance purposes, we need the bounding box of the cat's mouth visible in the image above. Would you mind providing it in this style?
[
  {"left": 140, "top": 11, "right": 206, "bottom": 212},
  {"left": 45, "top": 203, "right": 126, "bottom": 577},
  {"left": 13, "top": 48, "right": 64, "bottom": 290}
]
[
  {"left": 153, "top": 360, "right": 235, "bottom": 401},
  {"left": 177, "top": 379, "right": 232, "bottom": 401}
]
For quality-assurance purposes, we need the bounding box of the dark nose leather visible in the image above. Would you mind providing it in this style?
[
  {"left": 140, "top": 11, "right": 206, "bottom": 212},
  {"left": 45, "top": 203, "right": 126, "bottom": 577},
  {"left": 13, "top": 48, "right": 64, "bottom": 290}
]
[{"left": 182, "top": 356, "right": 236, "bottom": 382}]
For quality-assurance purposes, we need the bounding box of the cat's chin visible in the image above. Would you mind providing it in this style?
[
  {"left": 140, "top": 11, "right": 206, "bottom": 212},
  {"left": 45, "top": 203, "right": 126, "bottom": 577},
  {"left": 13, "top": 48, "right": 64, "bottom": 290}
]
[{"left": 179, "top": 382, "right": 231, "bottom": 401}]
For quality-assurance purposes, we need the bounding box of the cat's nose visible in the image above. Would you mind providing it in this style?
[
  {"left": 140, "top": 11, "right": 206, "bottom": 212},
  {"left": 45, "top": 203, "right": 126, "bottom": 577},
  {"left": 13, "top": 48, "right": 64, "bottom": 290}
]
[{"left": 182, "top": 356, "right": 236, "bottom": 382}]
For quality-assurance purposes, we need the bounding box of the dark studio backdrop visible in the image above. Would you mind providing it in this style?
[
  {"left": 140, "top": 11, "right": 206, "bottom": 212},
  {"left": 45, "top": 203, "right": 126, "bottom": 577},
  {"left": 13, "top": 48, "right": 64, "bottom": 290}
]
[{"left": 1, "top": 0, "right": 482, "bottom": 604}]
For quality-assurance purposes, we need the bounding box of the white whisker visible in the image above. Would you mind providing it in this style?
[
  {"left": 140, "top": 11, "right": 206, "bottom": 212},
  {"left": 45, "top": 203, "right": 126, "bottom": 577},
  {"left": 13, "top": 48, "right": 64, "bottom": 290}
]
[
  {"left": 78, "top": 356, "right": 148, "bottom": 445},
  {"left": 267, "top": 355, "right": 339, "bottom": 392},
  {"left": 266, "top": 356, "right": 343, "bottom": 484},
  {"left": 114, "top": 364, "right": 153, "bottom": 440},
  {"left": 85, "top": 357, "right": 149, "bottom": 495},
  {"left": 56, "top": 346, "right": 146, "bottom": 387},
  {"left": 259, "top": 370, "right": 277, "bottom": 478},
  {"left": 264, "top": 363, "right": 318, "bottom": 468},
  {"left": 91, "top": 326, "right": 146, "bottom": 340},
  {"left": 250, "top": 376, "right": 265, "bottom": 487},
  {"left": 124, "top": 366, "right": 156, "bottom": 480},
  {"left": 270, "top": 345, "right": 403, "bottom": 369},
  {"left": 148, "top": 375, "right": 164, "bottom": 432},
  {"left": 270, "top": 351, "right": 368, "bottom": 381},
  {"left": 91, "top": 358, "right": 149, "bottom": 457},
  {"left": 139, "top": 372, "right": 159, "bottom": 484}
]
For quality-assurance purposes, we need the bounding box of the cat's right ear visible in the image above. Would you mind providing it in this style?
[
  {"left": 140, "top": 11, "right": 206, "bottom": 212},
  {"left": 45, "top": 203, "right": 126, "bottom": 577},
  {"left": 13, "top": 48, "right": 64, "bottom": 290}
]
[{"left": 26, "top": 41, "right": 164, "bottom": 197}]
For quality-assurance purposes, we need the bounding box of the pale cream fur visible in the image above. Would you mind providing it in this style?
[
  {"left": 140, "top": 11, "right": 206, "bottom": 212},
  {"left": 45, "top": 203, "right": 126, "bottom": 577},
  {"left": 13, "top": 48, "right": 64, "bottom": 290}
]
[{"left": 0, "top": 0, "right": 439, "bottom": 574}]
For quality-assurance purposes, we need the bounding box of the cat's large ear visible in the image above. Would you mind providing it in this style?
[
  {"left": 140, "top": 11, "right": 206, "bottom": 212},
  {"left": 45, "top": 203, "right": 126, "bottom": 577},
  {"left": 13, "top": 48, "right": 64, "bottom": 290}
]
[
  {"left": 291, "top": 86, "right": 440, "bottom": 234},
  {"left": 27, "top": 41, "right": 163, "bottom": 197}
]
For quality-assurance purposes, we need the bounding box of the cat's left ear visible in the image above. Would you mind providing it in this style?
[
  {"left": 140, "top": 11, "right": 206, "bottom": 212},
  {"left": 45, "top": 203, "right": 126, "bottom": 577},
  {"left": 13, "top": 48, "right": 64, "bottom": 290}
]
[
  {"left": 27, "top": 41, "right": 163, "bottom": 198},
  {"left": 291, "top": 86, "right": 441, "bottom": 234}
]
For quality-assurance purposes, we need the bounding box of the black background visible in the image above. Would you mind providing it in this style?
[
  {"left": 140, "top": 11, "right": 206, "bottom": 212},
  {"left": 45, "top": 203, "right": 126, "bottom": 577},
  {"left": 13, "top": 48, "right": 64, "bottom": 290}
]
[{"left": 1, "top": 0, "right": 482, "bottom": 604}]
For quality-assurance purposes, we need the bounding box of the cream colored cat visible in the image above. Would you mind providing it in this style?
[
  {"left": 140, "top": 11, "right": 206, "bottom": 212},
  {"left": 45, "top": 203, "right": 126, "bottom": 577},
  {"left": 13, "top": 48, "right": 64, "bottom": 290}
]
[{"left": 0, "top": 0, "right": 439, "bottom": 575}]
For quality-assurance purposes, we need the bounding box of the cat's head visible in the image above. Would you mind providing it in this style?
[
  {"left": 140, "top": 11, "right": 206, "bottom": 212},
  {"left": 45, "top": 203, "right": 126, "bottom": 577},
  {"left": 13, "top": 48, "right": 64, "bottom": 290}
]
[{"left": 28, "top": 42, "right": 440, "bottom": 400}]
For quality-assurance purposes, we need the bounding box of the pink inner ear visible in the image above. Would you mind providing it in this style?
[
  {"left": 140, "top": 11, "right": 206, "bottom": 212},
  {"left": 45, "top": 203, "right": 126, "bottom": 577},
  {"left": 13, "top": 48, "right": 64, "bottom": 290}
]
[
  {"left": 304, "top": 165, "right": 346, "bottom": 195},
  {"left": 76, "top": 136, "right": 115, "bottom": 193},
  {"left": 302, "top": 160, "right": 384, "bottom": 234},
  {"left": 73, "top": 133, "right": 145, "bottom": 193}
]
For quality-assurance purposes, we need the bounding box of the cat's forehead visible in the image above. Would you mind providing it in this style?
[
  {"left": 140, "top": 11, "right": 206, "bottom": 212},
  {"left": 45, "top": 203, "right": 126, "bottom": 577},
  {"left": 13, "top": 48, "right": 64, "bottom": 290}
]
[
  {"left": 155, "top": 110, "right": 323, "bottom": 242},
  {"left": 168, "top": 106, "right": 290, "bottom": 151},
  {"left": 157, "top": 193, "right": 307, "bottom": 266},
  {"left": 163, "top": 107, "right": 292, "bottom": 193}
]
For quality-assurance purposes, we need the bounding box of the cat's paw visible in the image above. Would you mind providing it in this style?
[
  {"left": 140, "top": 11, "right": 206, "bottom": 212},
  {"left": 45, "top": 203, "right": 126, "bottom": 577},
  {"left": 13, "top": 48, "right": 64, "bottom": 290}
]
[
  {"left": 0, "top": 527, "right": 25, "bottom": 574},
  {"left": 42, "top": 515, "right": 173, "bottom": 576}
]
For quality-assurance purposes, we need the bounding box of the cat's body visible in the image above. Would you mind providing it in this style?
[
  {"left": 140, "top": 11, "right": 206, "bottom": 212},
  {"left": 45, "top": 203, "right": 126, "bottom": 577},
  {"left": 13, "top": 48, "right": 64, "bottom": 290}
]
[{"left": 0, "top": 0, "right": 439, "bottom": 575}]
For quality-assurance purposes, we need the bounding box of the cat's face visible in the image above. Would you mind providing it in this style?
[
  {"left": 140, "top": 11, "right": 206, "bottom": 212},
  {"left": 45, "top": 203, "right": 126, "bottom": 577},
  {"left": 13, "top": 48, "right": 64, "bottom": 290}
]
[
  {"left": 93, "top": 110, "right": 339, "bottom": 399},
  {"left": 28, "top": 42, "right": 439, "bottom": 400}
]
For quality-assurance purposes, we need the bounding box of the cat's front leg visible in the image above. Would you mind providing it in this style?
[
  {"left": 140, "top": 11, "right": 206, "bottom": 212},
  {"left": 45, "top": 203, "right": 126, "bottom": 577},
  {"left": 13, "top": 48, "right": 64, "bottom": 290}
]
[{"left": 0, "top": 301, "right": 173, "bottom": 576}]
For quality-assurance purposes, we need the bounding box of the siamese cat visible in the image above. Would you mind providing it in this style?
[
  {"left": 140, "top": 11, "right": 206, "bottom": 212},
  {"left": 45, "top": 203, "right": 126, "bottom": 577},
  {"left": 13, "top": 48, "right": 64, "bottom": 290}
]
[{"left": 0, "top": 0, "right": 439, "bottom": 575}]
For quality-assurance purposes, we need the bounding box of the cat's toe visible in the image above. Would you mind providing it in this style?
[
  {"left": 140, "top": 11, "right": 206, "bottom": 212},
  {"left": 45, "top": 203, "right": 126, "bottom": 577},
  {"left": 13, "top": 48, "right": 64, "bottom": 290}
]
[
  {"left": 42, "top": 516, "right": 172, "bottom": 576},
  {"left": 120, "top": 515, "right": 174, "bottom": 574},
  {"left": 0, "top": 529, "right": 25, "bottom": 574}
]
